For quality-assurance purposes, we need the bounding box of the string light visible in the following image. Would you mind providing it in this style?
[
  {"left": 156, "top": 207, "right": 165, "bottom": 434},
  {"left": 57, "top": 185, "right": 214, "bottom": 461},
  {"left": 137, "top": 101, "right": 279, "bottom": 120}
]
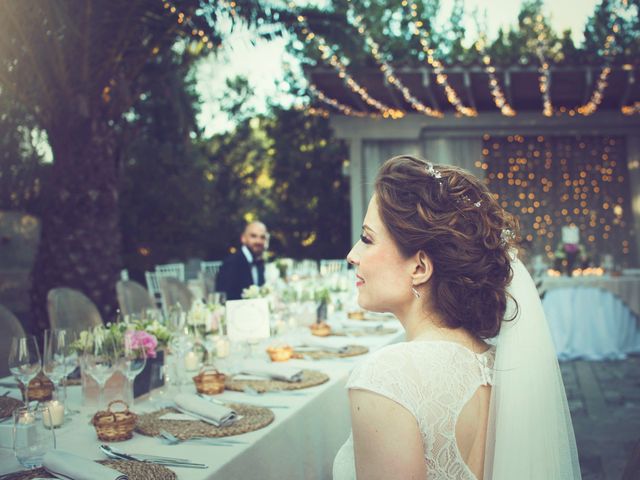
[
  {"left": 346, "top": 7, "right": 442, "bottom": 117},
  {"left": 532, "top": 13, "right": 554, "bottom": 117},
  {"left": 308, "top": 83, "right": 379, "bottom": 118},
  {"left": 404, "top": 1, "right": 476, "bottom": 117},
  {"left": 576, "top": 22, "right": 619, "bottom": 116},
  {"left": 290, "top": 3, "right": 403, "bottom": 118},
  {"left": 484, "top": 134, "right": 633, "bottom": 264},
  {"left": 294, "top": 104, "right": 331, "bottom": 118},
  {"left": 474, "top": 36, "right": 516, "bottom": 116},
  {"left": 621, "top": 102, "right": 640, "bottom": 116},
  {"left": 163, "top": 1, "right": 214, "bottom": 49}
]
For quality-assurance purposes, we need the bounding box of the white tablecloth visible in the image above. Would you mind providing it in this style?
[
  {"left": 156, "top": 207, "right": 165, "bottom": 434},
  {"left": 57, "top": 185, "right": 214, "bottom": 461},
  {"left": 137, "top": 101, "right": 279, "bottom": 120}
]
[
  {"left": 543, "top": 286, "right": 640, "bottom": 360},
  {"left": 0, "top": 320, "right": 405, "bottom": 479},
  {"left": 542, "top": 275, "right": 640, "bottom": 317}
]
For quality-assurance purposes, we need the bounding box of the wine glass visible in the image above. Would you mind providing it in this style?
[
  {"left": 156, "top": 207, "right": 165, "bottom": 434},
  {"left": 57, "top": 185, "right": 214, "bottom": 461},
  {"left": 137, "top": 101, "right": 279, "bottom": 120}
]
[
  {"left": 43, "top": 329, "right": 72, "bottom": 401},
  {"left": 81, "top": 332, "right": 117, "bottom": 410},
  {"left": 119, "top": 333, "right": 147, "bottom": 406},
  {"left": 8, "top": 335, "right": 41, "bottom": 407}
]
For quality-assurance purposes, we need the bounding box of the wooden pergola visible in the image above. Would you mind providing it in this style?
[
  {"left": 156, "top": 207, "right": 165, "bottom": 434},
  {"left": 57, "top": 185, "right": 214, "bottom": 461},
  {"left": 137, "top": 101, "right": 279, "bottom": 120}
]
[{"left": 310, "top": 64, "right": 640, "bottom": 263}]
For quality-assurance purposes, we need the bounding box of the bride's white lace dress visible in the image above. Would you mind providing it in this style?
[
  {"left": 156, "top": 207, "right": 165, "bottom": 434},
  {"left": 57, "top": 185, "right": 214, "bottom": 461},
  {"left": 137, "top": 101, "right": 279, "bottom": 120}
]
[{"left": 333, "top": 341, "right": 495, "bottom": 480}]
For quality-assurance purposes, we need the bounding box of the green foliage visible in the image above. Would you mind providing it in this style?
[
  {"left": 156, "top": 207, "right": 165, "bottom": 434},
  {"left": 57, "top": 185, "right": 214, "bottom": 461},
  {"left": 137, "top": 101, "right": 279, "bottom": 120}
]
[
  {"left": 264, "top": 107, "right": 350, "bottom": 259},
  {"left": 292, "top": 0, "right": 639, "bottom": 70},
  {"left": 0, "top": 92, "right": 48, "bottom": 213}
]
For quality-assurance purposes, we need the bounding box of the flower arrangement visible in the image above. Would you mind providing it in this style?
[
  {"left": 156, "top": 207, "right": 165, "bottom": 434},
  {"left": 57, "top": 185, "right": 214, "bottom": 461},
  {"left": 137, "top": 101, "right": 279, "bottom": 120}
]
[
  {"left": 71, "top": 316, "right": 171, "bottom": 356},
  {"left": 241, "top": 284, "right": 272, "bottom": 299},
  {"left": 124, "top": 330, "right": 158, "bottom": 358},
  {"left": 553, "top": 242, "right": 589, "bottom": 275},
  {"left": 187, "top": 300, "right": 224, "bottom": 335}
]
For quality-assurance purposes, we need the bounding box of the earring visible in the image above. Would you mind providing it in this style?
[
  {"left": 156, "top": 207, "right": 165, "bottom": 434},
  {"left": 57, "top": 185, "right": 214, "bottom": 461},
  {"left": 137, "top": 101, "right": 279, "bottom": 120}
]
[{"left": 411, "top": 287, "right": 421, "bottom": 299}]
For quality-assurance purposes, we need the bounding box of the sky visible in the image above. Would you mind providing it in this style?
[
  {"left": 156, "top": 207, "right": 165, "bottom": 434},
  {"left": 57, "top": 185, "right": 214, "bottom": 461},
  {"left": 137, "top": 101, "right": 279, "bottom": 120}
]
[{"left": 196, "top": 0, "right": 601, "bottom": 136}]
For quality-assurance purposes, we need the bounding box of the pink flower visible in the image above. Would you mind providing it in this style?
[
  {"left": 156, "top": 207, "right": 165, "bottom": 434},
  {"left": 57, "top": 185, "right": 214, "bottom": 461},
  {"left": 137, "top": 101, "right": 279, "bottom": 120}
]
[
  {"left": 564, "top": 243, "right": 579, "bottom": 254},
  {"left": 125, "top": 330, "right": 158, "bottom": 358}
]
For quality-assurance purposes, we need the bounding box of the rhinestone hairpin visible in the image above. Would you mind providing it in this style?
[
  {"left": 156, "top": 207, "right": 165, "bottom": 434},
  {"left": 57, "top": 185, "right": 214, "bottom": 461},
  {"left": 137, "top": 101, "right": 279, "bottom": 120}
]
[
  {"left": 500, "top": 228, "right": 515, "bottom": 245},
  {"left": 425, "top": 162, "right": 442, "bottom": 179}
]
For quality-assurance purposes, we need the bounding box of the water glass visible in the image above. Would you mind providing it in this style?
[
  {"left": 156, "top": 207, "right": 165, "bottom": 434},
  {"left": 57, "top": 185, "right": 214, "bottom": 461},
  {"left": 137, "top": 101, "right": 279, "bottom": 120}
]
[
  {"left": 8, "top": 335, "right": 41, "bottom": 405},
  {"left": 13, "top": 406, "right": 56, "bottom": 469}
]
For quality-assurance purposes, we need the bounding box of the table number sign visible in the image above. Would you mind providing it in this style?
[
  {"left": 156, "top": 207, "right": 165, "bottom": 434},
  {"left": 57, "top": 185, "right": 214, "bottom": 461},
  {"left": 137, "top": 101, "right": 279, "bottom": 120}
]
[{"left": 226, "top": 299, "right": 271, "bottom": 342}]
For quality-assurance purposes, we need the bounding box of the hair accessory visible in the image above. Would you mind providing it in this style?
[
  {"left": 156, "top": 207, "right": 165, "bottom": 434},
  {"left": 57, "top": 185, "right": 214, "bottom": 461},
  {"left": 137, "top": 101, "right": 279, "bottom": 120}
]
[
  {"left": 474, "top": 201, "right": 482, "bottom": 208},
  {"left": 501, "top": 228, "right": 515, "bottom": 246},
  {"left": 411, "top": 286, "right": 421, "bottom": 299},
  {"left": 424, "top": 162, "right": 442, "bottom": 179}
]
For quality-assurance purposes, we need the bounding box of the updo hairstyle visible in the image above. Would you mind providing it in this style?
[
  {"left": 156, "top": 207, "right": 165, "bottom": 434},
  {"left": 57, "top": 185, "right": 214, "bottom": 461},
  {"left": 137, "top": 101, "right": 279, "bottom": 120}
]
[{"left": 374, "top": 155, "right": 518, "bottom": 339}]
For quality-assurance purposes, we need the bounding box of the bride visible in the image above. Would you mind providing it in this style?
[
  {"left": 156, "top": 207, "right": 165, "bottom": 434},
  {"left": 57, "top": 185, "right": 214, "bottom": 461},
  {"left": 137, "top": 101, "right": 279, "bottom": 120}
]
[{"left": 333, "top": 155, "right": 580, "bottom": 479}]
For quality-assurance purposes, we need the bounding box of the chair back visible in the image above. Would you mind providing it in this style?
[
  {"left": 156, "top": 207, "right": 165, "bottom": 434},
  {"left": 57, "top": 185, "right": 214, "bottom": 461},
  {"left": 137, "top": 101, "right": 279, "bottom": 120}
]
[
  {"left": 159, "top": 277, "right": 194, "bottom": 312},
  {"left": 319, "top": 259, "right": 348, "bottom": 276},
  {"left": 47, "top": 287, "right": 103, "bottom": 331},
  {"left": 0, "top": 304, "right": 26, "bottom": 377},
  {"left": 155, "top": 263, "right": 185, "bottom": 282},
  {"left": 200, "top": 260, "right": 222, "bottom": 278},
  {"left": 144, "top": 271, "right": 163, "bottom": 308},
  {"left": 200, "top": 261, "right": 222, "bottom": 294},
  {"left": 116, "top": 280, "right": 156, "bottom": 317}
]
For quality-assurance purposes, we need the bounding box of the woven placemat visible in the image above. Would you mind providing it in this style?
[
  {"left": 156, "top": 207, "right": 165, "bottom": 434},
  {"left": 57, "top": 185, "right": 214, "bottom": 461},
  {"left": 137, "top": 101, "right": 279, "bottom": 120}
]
[
  {"left": 292, "top": 345, "right": 369, "bottom": 360},
  {"left": 136, "top": 402, "right": 274, "bottom": 439},
  {"left": 0, "top": 396, "right": 23, "bottom": 419},
  {"left": 0, "top": 459, "right": 176, "bottom": 480},
  {"left": 225, "top": 369, "right": 329, "bottom": 393}
]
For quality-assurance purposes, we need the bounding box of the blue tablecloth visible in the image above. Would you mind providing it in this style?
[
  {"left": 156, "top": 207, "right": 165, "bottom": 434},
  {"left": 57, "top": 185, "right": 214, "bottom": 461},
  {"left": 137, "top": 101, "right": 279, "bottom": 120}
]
[{"left": 543, "top": 287, "right": 640, "bottom": 360}]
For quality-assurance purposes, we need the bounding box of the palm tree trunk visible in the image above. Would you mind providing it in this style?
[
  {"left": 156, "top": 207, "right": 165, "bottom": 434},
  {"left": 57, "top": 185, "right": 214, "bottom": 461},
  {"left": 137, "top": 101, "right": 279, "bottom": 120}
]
[{"left": 30, "top": 117, "right": 122, "bottom": 331}]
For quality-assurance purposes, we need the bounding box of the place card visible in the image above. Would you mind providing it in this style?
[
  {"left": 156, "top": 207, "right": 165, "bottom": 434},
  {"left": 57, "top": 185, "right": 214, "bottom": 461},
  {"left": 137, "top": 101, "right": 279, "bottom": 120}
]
[{"left": 226, "top": 298, "right": 271, "bottom": 342}]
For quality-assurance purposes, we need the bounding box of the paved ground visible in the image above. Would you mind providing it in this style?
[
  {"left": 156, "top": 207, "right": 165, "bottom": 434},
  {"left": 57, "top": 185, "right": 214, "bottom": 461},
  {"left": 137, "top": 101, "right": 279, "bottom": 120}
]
[{"left": 561, "top": 355, "right": 640, "bottom": 479}]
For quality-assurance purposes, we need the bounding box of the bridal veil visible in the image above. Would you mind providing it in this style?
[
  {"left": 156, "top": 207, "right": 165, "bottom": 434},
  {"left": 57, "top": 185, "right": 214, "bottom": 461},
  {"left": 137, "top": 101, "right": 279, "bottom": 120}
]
[{"left": 483, "top": 257, "right": 581, "bottom": 479}]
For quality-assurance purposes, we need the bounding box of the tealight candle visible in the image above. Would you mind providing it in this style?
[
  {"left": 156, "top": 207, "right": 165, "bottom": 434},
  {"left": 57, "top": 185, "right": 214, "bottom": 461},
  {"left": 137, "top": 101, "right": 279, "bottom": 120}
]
[
  {"left": 215, "top": 337, "right": 230, "bottom": 358},
  {"left": 184, "top": 351, "right": 200, "bottom": 371},
  {"left": 43, "top": 400, "right": 64, "bottom": 428}
]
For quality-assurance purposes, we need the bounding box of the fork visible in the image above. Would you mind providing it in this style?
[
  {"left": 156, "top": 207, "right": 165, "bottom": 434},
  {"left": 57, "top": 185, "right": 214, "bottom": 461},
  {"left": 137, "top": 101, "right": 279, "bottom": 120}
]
[{"left": 158, "top": 429, "right": 246, "bottom": 446}]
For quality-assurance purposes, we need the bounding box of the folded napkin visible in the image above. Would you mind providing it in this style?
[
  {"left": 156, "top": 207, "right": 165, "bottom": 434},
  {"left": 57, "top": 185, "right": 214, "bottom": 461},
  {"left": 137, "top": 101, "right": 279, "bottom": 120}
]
[
  {"left": 239, "top": 362, "right": 304, "bottom": 382},
  {"left": 174, "top": 393, "right": 237, "bottom": 427},
  {"left": 43, "top": 450, "right": 127, "bottom": 480}
]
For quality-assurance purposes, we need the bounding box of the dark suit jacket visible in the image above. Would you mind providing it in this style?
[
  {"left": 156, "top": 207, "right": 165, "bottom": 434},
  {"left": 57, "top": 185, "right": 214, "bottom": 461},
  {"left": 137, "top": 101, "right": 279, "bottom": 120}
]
[{"left": 217, "top": 249, "right": 265, "bottom": 300}]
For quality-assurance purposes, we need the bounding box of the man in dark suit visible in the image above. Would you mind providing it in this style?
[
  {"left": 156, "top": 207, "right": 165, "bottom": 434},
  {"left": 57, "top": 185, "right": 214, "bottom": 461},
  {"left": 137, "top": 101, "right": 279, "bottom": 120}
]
[{"left": 217, "top": 221, "right": 268, "bottom": 300}]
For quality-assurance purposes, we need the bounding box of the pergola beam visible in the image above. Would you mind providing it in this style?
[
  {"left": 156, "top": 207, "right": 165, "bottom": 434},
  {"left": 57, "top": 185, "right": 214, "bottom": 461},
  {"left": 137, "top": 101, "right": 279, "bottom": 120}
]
[
  {"left": 504, "top": 70, "right": 513, "bottom": 106},
  {"left": 583, "top": 68, "right": 593, "bottom": 105},
  {"left": 382, "top": 77, "right": 406, "bottom": 111},
  {"left": 463, "top": 71, "right": 476, "bottom": 111},
  {"left": 620, "top": 69, "right": 636, "bottom": 108},
  {"left": 421, "top": 69, "right": 440, "bottom": 112}
]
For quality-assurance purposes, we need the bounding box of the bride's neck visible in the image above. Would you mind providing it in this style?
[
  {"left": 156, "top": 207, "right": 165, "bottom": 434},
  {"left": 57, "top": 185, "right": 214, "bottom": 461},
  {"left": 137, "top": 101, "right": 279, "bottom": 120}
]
[{"left": 397, "top": 302, "right": 449, "bottom": 341}]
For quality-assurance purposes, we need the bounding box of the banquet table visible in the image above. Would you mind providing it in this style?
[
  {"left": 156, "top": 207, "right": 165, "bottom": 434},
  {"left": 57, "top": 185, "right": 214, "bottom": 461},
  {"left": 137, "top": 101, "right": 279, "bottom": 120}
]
[
  {"left": 0, "top": 318, "right": 405, "bottom": 479},
  {"left": 541, "top": 276, "right": 640, "bottom": 360}
]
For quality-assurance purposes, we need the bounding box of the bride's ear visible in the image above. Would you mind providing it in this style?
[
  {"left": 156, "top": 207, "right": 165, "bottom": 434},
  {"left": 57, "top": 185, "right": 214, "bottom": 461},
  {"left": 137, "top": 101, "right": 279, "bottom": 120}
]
[{"left": 411, "top": 250, "right": 433, "bottom": 287}]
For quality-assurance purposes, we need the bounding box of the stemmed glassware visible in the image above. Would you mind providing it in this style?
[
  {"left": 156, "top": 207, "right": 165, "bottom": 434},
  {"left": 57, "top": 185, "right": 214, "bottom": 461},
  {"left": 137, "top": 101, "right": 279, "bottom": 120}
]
[
  {"left": 81, "top": 330, "right": 117, "bottom": 410},
  {"left": 119, "top": 332, "right": 147, "bottom": 406},
  {"left": 8, "top": 335, "right": 41, "bottom": 407},
  {"left": 42, "top": 329, "right": 72, "bottom": 402}
]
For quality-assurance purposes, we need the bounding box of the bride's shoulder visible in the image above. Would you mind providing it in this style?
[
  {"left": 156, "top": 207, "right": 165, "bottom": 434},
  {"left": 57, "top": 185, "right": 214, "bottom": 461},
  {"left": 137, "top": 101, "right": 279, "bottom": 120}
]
[{"left": 352, "top": 341, "right": 454, "bottom": 377}]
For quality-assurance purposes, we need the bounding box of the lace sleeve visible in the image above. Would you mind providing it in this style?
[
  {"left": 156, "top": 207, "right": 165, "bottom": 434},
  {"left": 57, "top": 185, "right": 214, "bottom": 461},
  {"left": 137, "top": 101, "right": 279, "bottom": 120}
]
[{"left": 346, "top": 344, "right": 420, "bottom": 417}]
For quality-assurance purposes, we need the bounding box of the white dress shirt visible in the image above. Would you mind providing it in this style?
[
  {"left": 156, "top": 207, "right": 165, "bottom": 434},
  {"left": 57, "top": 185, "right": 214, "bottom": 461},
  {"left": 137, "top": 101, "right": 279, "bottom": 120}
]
[{"left": 241, "top": 245, "right": 259, "bottom": 285}]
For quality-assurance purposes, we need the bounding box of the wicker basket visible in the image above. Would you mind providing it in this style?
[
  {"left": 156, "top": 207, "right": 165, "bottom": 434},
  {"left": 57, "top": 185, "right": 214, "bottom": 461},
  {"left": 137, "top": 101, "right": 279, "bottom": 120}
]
[
  {"left": 193, "top": 368, "right": 226, "bottom": 395},
  {"left": 19, "top": 371, "right": 54, "bottom": 402},
  {"left": 91, "top": 400, "right": 137, "bottom": 442},
  {"left": 310, "top": 322, "right": 332, "bottom": 337},
  {"left": 266, "top": 345, "right": 293, "bottom": 362}
]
